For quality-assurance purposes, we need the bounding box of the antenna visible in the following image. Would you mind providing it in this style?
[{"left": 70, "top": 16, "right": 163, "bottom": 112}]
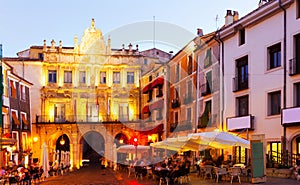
[
  {"left": 215, "top": 14, "right": 219, "bottom": 30},
  {"left": 153, "top": 16, "right": 156, "bottom": 50}
]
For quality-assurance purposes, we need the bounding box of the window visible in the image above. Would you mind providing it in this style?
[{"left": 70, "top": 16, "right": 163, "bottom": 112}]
[
  {"left": 11, "top": 111, "right": 20, "bottom": 125},
  {"left": 234, "top": 56, "right": 248, "bottom": 91},
  {"left": 297, "top": 0, "right": 300, "bottom": 19},
  {"left": 20, "top": 84, "right": 26, "bottom": 101},
  {"left": 127, "top": 72, "right": 134, "bottom": 84},
  {"left": 54, "top": 104, "right": 65, "bottom": 122},
  {"left": 38, "top": 53, "right": 44, "bottom": 60},
  {"left": 144, "top": 59, "right": 148, "bottom": 65},
  {"left": 267, "top": 142, "right": 281, "bottom": 164},
  {"left": 22, "top": 132, "right": 28, "bottom": 150},
  {"left": 113, "top": 72, "right": 120, "bottom": 84},
  {"left": 239, "top": 28, "right": 245, "bottom": 45},
  {"left": 100, "top": 72, "right": 106, "bottom": 84},
  {"left": 79, "top": 71, "right": 86, "bottom": 84},
  {"left": 64, "top": 71, "right": 72, "bottom": 84},
  {"left": 188, "top": 55, "right": 193, "bottom": 75},
  {"left": 48, "top": 70, "right": 57, "bottom": 83},
  {"left": 176, "top": 64, "right": 180, "bottom": 82},
  {"left": 295, "top": 82, "right": 300, "bottom": 107},
  {"left": 12, "top": 131, "right": 19, "bottom": 150},
  {"left": 199, "top": 100, "right": 212, "bottom": 128},
  {"left": 9, "top": 80, "right": 17, "bottom": 98},
  {"left": 234, "top": 146, "right": 247, "bottom": 164},
  {"left": 187, "top": 107, "right": 192, "bottom": 121},
  {"left": 268, "top": 91, "right": 281, "bottom": 116},
  {"left": 237, "top": 95, "right": 248, "bottom": 116},
  {"left": 21, "top": 113, "right": 29, "bottom": 127},
  {"left": 204, "top": 49, "right": 212, "bottom": 68},
  {"left": 268, "top": 43, "right": 281, "bottom": 69}
]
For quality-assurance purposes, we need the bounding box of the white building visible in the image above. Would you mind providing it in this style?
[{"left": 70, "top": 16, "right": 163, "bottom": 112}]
[{"left": 219, "top": 0, "right": 300, "bottom": 165}]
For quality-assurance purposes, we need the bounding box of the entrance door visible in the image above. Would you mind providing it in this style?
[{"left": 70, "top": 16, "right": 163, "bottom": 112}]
[{"left": 119, "top": 104, "right": 128, "bottom": 121}]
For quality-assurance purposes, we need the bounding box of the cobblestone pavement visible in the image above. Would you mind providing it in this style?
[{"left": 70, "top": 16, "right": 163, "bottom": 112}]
[{"left": 39, "top": 165, "right": 300, "bottom": 185}]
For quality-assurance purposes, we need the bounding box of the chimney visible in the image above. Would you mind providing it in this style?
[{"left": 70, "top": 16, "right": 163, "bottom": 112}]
[
  {"left": 197, "top": 28, "right": 203, "bottom": 36},
  {"left": 233, "top": 11, "right": 239, "bottom": 22},
  {"left": 225, "top": 10, "right": 233, "bottom": 26}
]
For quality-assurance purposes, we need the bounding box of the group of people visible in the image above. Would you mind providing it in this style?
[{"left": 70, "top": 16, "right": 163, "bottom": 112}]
[{"left": 0, "top": 163, "right": 44, "bottom": 185}]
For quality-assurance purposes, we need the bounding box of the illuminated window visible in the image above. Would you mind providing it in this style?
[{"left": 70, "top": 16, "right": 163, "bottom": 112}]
[
  {"left": 79, "top": 71, "right": 86, "bottom": 84},
  {"left": 48, "top": 70, "right": 57, "bottom": 83},
  {"left": 64, "top": 71, "right": 72, "bottom": 84},
  {"left": 22, "top": 132, "right": 28, "bottom": 150},
  {"left": 113, "top": 72, "right": 120, "bottom": 84},
  {"left": 268, "top": 142, "right": 281, "bottom": 163},
  {"left": 100, "top": 72, "right": 106, "bottom": 84}
]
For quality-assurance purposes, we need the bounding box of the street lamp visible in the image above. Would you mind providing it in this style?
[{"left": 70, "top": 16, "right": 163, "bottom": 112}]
[
  {"left": 132, "top": 136, "right": 138, "bottom": 158},
  {"left": 60, "top": 135, "right": 65, "bottom": 146}
]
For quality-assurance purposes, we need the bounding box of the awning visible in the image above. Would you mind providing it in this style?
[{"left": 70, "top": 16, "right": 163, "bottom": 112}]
[
  {"left": 142, "top": 105, "right": 150, "bottom": 114},
  {"left": 142, "top": 83, "right": 152, "bottom": 94},
  {"left": 150, "top": 99, "right": 164, "bottom": 110},
  {"left": 140, "top": 123, "right": 164, "bottom": 135},
  {"left": 2, "top": 107, "right": 8, "bottom": 114},
  {"left": 12, "top": 112, "right": 20, "bottom": 125},
  {"left": 0, "top": 138, "right": 17, "bottom": 145},
  {"left": 22, "top": 115, "right": 29, "bottom": 125},
  {"left": 152, "top": 77, "right": 164, "bottom": 88}
]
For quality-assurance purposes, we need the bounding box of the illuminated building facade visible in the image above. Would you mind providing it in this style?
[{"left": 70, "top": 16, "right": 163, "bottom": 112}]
[{"left": 4, "top": 19, "right": 171, "bottom": 168}]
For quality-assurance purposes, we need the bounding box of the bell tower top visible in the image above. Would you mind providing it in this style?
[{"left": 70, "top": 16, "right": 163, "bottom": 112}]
[{"left": 78, "top": 18, "right": 107, "bottom": 54}]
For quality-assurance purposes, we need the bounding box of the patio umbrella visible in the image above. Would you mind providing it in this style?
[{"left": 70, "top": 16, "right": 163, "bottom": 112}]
[
  {"left": 188, "top": 131, "right": 250, "bottom": 149},
  {"left": 41, "top": 142, "right": 50, "bottom": 178},
  {"left": 150, "top": 136, "right": 208, "bottom": 152},
  {"left": 116, "top": 144, "right": 150, "bottom": 154}
]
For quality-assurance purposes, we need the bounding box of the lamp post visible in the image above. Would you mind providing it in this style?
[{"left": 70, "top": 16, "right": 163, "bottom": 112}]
[{"left": 133, "top": 136, "right": 138, "bottom": 158}]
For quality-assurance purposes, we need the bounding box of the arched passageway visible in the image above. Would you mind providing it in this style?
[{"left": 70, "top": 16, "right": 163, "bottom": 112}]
[{"left": 81, "top": 131, "right": 105, "bottom": 164}]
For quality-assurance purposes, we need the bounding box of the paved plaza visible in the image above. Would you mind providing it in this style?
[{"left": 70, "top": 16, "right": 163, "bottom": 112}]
[{"left": 37, "top": 164, "right": 300, "bottom": 185}]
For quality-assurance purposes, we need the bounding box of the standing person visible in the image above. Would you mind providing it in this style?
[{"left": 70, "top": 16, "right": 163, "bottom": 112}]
[{"left": 100, "top": 157, "right": 107, "bottom": 175}]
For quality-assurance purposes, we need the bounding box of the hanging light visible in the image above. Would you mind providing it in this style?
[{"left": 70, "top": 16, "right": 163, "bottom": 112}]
[{"left": 60, "top": 135, "right": 65, "bottom": 145}]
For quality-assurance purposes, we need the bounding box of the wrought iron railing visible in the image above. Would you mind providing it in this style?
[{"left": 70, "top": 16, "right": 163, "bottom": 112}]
[{"left": 36, "top": 114, "right": 140, "bottom": 123}]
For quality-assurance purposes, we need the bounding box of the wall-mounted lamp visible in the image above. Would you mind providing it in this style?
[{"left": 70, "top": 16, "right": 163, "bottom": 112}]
[{"left": 33, "top": 137, "right": 38, "bottom": 143}]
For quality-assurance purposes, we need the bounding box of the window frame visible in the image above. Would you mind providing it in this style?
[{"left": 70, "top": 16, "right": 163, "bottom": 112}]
[
  {"left": 236, "top": 56, "right": 248, "bottom": 91},
  {"left": 113, "top": 72, "right": 120, "bottom": 84},
  {"left": 127, "top": 72, "right": 134, "bottom": 84},
  {"left": 100, "top": 72, "right": 106, "bottom": 84},
  {"left": 237, "top": 95, "right": 249, "bottom": 117},
  {"left": 268, "top": 90, "right": 281, "bottom": 116},
  {"left": 20, "top": 84, "right": 26, "bottom": 101},
  {"left": 64, "top": 71, "right": 72, "bottom": 84},
  {"left": 268, "top": 43, "right": 281, "bottom": 70},
  {"left": 48, "top": 70, "right": 57, "bottom": 83},
  {"left": 79, "top": 71, "right": 86, "bottom": 84},
  {"left": 239, "top": 28, "right": 245, "bottom": 46}
]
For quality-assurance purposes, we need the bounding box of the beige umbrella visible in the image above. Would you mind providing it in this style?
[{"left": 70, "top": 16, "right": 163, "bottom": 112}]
[
  {"left": 116, "top": 144, "right": 150, "bottom": 154},
  {"left": 188, "top": 131, "right": 250, "bottom": 149},
  {"left": 41, "top": 142, "right": 50, "bottom": 178}
]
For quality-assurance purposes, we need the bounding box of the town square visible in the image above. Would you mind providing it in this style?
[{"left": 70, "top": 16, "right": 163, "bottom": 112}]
[{"left": 0, "top": 0, "right": 300, "bottom": 184}]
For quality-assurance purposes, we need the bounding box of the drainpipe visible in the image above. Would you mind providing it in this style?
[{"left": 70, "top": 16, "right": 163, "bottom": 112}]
[
  {"left": 278, "top": 0, "right": 287, "bottom": 166},
  {"left": 215, "top": 31, "right": 225, "bottom": 131}
]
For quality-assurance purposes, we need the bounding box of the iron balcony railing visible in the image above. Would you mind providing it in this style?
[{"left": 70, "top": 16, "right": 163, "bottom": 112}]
[
  {"left": 289, "top": 58, "right": 300, "bottom": 76},
  {"left": 170, "top": 120, "right": 193, "bottom": 132},
  {"left": 36, "top": 114, "right": 140, "bottom": 123},
  {"left": 232, "top": 75, "right": 248, "bottom": 92}
]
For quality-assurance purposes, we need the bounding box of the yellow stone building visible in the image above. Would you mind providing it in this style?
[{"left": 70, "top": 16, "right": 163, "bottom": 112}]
[{"left": 5, "top": 19, "right": 171, "bottom": 169}]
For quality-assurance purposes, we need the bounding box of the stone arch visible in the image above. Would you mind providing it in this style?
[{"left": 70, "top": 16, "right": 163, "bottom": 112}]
[
  {"left": 288, "top": 130, "right": 300, "bottom": 154},
  {"left": 80, "top": 131, "right": 105, "bottom": 164}
]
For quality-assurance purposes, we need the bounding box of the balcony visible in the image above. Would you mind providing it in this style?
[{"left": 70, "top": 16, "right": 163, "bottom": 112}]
[
  {"left": 171, "top": 98, "right": 180, "bottom": 108},
  {"left": 227, "top": 115, "right": 254, "bottom": 131},
  {"left": 289, "top": 58, "right": 300, "bottom": 76},
  {"left": 183, "top": 93, "right": 193, "bottom": 105},
  {"left": 232, "top": 76, "right": 248, "bottom": 92},
  {"left": 36, "top": 114, "right": 140, "bottom": 124},
  {"left": 200, "top": 83, "right": 211, "bottom": 96},
  {"left": 170, "top": 120, "right": 193, "bottom": 132},
  {"left": 282, "top": 107, "right": 300, "bottom": 126}
]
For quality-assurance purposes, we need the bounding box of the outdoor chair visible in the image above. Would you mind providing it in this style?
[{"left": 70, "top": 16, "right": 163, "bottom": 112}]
[
  {"left": 156, "top": 169, "right": 170, "bottom": 185},
  {"left": 213, "top": 167, "right": 228, "bottom": 183},
  {"left": 203, "top": 165, "right": 213, "bottom": 179},
  {"left": 230, "top": 167, "right": 242, "bottom": 184}
]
